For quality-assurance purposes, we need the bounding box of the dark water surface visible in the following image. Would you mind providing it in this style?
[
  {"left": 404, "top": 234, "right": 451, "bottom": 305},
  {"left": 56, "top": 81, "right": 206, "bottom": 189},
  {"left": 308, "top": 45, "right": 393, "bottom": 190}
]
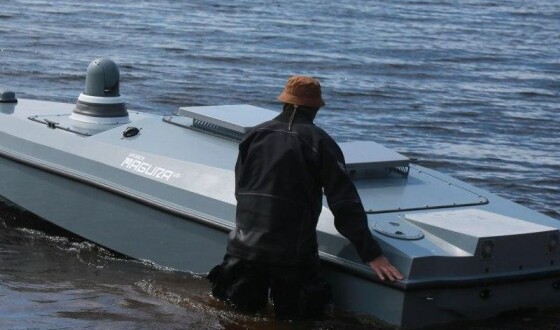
[{"left": 1, "top": 0, "right": 559, "bottom": 329}]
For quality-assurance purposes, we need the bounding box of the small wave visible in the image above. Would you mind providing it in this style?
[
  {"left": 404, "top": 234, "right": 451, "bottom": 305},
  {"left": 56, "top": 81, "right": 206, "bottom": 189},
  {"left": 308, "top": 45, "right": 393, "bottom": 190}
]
[
  {"left": 544, "top": 210, "right": 560, "bottom": 220},
  {"left": 516, "top": 90, "right": 557, "bottom": 98},
  {"left": 0, "top": 203, "right": 127, "bottom": 269},
  {"left": 137, "top": 259, "right": 182, "bottom": 274},
  {"left": 133, "top": 278, "right": 226, "bottom": 327},
  {"left": 135, "top": 279, "right": 187, "bottom": 305},
  {"left": 45, "top": 74, "right": 84, "bottom": 83},
  {"left": 434, "top": 54, "right": 511, "bottom": 64}
]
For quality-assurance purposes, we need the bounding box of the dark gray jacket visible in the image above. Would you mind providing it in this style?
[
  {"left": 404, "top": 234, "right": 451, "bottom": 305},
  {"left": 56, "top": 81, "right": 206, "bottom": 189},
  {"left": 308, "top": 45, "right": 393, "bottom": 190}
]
[{"left": 227, "top": 109, "right": 382, "bottom": 265}]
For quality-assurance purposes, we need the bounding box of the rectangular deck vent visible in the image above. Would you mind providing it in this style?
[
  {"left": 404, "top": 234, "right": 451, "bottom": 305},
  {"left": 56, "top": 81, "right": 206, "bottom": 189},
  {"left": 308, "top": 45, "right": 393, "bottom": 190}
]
[
  {"left": 177, "top": 104, "right": 277, "bottom": 140},
  {"left": 340, "top": 141, "right": 410, "bottom": 178}
]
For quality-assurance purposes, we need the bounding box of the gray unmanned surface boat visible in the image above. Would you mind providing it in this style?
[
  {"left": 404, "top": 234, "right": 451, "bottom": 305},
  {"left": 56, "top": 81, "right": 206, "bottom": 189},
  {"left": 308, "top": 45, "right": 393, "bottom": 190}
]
[{"left": 1, "top": 59, "right": 559, "bottom": 329}]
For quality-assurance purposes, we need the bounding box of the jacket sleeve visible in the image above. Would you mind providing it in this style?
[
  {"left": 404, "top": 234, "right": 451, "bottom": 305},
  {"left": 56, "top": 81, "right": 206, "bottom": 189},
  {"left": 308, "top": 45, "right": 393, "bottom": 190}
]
[{"left": 320, "top": 136, "right": 382, "bottom": 262}]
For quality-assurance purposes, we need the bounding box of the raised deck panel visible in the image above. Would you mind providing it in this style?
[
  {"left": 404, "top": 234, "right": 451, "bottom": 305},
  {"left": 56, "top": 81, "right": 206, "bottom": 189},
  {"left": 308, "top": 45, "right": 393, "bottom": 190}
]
[
  {"left": 178, "top": 104, "right": 277, "bottom": 132},
  {"left": 339, "top": 140, "right": 410, "bottom": 178}
]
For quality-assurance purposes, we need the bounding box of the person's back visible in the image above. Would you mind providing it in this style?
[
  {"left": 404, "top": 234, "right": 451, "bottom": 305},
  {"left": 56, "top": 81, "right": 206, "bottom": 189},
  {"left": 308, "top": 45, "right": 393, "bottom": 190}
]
[
  {"left": 229, "top": 107, "right": 341, "bottom": 265},
  {"left": 208, "top": 76, "right": 403, "bottom": 320}
]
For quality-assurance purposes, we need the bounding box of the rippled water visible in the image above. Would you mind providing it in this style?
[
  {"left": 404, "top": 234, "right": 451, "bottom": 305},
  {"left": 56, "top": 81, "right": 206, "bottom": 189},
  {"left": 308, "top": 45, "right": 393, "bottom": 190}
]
[{"left": 1, "top": 0, "right": 559, "bottom": 329}]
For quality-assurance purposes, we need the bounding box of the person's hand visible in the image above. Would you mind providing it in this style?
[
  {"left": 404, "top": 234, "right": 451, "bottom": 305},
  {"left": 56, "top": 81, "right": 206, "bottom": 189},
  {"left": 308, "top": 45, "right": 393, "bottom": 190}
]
[{"left": 368, "top": 256, "right": 404, "bottom": 282}]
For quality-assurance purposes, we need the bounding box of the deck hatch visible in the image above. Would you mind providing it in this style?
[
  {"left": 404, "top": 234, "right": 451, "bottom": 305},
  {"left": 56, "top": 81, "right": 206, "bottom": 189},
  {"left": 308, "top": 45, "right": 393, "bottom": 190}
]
[
  {"left": 177, "top": 104, "right": 278, "bottom": 140},
  {"left": 340, "top": 141, "right": 410, "bottom": 178},
  {"left": 371, "top": 218, "right": 424, "bottom": 240},
  {"left": 356, "top": 166, "right": 489, "bottom": 214}
]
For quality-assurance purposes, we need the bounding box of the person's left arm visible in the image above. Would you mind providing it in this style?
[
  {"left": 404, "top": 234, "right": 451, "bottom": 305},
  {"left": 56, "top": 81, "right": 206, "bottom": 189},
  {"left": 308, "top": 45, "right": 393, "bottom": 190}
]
[{"left": 319, "top": 136, "right": 403, "bottom": 281}]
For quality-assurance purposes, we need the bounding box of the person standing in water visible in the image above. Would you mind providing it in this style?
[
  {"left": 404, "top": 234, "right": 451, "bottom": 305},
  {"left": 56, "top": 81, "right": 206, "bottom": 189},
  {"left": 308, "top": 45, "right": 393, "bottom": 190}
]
[{"left": 208, "top": 75, "right": 403, "bottom": 319}]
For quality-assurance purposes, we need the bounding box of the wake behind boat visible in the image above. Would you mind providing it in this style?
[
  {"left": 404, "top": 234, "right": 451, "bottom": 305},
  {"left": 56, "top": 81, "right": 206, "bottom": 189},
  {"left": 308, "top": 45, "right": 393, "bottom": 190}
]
[{"left": 1, "top": 59, "right": 559, "bottom": 328}]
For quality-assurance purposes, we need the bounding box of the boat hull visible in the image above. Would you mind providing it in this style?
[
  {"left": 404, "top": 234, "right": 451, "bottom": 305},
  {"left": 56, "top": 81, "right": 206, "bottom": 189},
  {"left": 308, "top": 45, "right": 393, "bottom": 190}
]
[
  {"left": 4, "top": 154, "right": 560, "bottom": 328},
  {"left": 326, "top": 266, "right": 560, "bottom": 328},
  {"left": 0, "top": 153, "right": 227, "bottom": 273}
]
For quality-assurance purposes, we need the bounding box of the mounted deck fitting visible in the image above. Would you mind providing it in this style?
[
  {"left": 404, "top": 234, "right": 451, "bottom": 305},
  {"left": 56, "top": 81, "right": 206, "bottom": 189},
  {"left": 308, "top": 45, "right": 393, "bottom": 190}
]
[
  {"left": 0, "top": 90, "right": 17, "bottom": 114},
  {"left": 70, "top": 58, "right": 130, "bottom": 124},
  {"left": 0, "top": 90, "right": 17, "bottom": 103}
]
